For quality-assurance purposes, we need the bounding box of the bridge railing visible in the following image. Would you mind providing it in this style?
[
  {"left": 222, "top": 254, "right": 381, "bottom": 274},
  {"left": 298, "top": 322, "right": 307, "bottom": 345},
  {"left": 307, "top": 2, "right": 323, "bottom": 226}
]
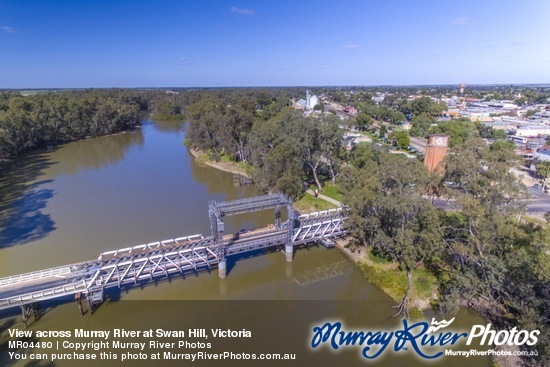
[
  {"left": 0, "top": 265, "right": 76, "bottom": 288},
  {"left": 298, "top": 207, "right": 343, "bottom": 219},
  {"left": 0, "top": 280, "right": 88, "bottom": 310},
  {"left": 0, "top": 208, "right": 347, "bottom": 310},
  {"left": 97, "top": 234, "right": 205, "bottom": 260}
]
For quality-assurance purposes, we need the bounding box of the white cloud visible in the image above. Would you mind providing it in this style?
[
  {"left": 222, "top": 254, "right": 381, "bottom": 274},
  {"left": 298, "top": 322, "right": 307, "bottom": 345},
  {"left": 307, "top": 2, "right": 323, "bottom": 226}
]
[
  {"left": 178, "top": 57, "right": 193, "bottom": 65},
  {"left": 343, "top": 44, "right": 359, "bottom": 49},
  {"left": 450, "top": 17, "right": 470, "bottom": 25},
  {"left": 231, "top": 6, "right": 254, "bottom": 15},
  {"left": 1, "top": 26, "right": 18, "bottom": 34}
]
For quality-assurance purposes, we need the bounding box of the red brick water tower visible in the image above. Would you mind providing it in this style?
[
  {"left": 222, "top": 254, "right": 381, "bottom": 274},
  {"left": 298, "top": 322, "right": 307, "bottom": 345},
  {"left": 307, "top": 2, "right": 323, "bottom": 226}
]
[{"left": 424, "top": 134, "right": 449, "bottom": 172}]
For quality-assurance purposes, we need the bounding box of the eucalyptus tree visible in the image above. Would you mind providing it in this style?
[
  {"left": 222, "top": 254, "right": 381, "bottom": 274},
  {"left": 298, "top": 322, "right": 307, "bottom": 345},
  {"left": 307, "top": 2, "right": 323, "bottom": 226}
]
[{"left": 340, "top": 152, "right": 443, "bottom": 318}]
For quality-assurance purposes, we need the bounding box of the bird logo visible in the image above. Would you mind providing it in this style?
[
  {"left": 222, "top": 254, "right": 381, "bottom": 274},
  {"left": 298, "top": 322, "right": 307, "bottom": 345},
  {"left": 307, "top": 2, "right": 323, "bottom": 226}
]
[{"left": 427, "top": 317, "right": 456, "bottom": 333}]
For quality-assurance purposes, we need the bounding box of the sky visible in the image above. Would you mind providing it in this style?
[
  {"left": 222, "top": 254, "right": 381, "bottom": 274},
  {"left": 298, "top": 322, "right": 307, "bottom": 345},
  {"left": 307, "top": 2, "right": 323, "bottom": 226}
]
[{"left": 1, "top": 0, "right": 549, "bottom": 88}]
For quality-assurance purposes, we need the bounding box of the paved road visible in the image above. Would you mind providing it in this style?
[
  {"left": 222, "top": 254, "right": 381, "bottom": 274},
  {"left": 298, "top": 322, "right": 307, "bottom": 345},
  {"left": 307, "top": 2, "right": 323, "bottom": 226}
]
[
  {"left": 0, "top": 278, "right": 70, "bottom": 300},
  {"left": 431, "top": 193, "right": 550, "bottom": 217},
  {"left": 526, "top": 191, "right": 550, "bottom": 215}
]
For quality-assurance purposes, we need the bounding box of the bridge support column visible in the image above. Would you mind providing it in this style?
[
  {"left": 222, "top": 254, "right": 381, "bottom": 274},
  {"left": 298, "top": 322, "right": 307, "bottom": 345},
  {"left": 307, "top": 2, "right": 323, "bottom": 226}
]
[
  {"left": 285, "top": 244, "right": 294, "bottom": 262},
  {"left": 75, "top": 293, "right": 84, "bottom": 316},
  {"left": 21, "top": 305, "right": 28, "bottom": 328},
  {"left": 218, "top": 260, "right": 227, "bottom": 279}
]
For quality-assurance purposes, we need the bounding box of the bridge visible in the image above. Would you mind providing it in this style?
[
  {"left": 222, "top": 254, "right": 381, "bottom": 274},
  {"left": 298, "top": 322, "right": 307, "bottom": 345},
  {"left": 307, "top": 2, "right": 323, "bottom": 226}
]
[{"left": 0, "top": 194, "right": 346, "bottom": 324}]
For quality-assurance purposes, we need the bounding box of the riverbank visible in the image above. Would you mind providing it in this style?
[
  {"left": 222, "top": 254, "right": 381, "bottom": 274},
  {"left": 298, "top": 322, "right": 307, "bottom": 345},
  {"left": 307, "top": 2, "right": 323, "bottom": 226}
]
[
  {"left": 188, "top": 147, "right": 437, "bottom": 316},
  {"left": 188, "top": 148, "right": 342, "bottom": 213},
  {"left": 335, "top": 237, "right": 437, "bottom": 319},
  {"left": 0, "top": 122, "right": 141, "bottom": 165},
  {"left": 188, "top": 148, "right": 250, "bottom": 177}
]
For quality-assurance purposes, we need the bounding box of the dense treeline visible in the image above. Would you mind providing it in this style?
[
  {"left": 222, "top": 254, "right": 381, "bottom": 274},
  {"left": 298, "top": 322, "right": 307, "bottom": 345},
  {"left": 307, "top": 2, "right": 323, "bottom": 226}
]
[
  {"left": 322, "top": 85, "right": 550, "bottom": 108},
  {"left": 340, "top": 140, "right": 549, "bottom": 366},
  {"left": 0, "top": 88, "right": 309, "bottom": 161},
  {"left": 0, "top": 90, "right": 146, "bottom": 159},
  {"left": 184, "top": 91, "right": 344, "bottom": 198}
]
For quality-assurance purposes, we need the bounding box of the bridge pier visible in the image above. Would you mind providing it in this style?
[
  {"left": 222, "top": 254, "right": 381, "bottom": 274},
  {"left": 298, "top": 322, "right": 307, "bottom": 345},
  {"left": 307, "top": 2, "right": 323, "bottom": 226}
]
[
  {"left": 218, "top": 260, "right": 227, "bottom": 279},
  {"left": 20, "top": 303, "right": 41, "bottom": 328},
  {"left": 85, "top": 287, "right": 104, "bottom": 315},
  {"left": 0, "top": 195, "right": 348, "bottom": 315},
  {"left": 21, "top": 305, "right": 28, "bottom": 328},
  {"left": 75, "top": 293, "right": 84, "bottom": 316},
  {"left": 285, "top": 244, "right": 294, "bottom": 262}
]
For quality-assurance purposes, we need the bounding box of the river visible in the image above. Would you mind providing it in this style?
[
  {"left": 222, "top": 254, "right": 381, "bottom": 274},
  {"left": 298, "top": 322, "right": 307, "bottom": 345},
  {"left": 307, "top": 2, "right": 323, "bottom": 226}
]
[{"left": 0, "top": 119, "right": 491, "bottom": 366}]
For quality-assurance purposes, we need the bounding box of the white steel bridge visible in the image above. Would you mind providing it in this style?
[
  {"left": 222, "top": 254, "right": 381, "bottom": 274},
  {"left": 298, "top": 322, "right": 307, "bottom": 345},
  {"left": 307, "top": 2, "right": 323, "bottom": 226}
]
[{"left": 0, "top": 194, "right": 347, "bottom": 321}]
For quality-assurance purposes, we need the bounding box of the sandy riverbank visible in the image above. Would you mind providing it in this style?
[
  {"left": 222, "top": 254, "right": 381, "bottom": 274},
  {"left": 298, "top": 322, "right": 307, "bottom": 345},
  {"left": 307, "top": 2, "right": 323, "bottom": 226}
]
[{"left": 188, "top": 148, "right": 250, "bottom": 177}]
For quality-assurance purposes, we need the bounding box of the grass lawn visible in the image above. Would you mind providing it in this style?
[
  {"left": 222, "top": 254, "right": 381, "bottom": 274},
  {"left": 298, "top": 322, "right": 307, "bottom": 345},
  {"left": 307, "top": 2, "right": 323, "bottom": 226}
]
[
  {"left": 368, "top": 251, "right": 390, "bottom": 265},
  {"left": 521, "top": 215, "right": 549, "bottom": 228},
  {"left": 218, "top": 154, "right": 252, "bottom": 171},
  {"left": 359, "top": 262, "right": 407, "bottom": 303},
  {"left": 321, "top": 184, "right": 343, "bottom": 202},
  {"left": 294, "top": 192, "right": 337, "bottom": 213},
  {"left": 358, "top": 248, "right": 438, "bottom": 318}
]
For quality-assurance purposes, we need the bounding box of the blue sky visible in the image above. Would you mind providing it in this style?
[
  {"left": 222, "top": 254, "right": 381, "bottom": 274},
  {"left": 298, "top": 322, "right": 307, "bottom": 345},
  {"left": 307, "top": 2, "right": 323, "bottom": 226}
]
[{"left": 1, "top": 0, "right": 549, "bottom": 88}]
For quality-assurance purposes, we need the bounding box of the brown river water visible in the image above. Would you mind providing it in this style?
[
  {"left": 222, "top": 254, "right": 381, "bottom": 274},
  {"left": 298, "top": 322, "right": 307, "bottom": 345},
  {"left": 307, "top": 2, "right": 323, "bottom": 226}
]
[{"left": 0, "top": 119, "right": 491, "bottom": 366}]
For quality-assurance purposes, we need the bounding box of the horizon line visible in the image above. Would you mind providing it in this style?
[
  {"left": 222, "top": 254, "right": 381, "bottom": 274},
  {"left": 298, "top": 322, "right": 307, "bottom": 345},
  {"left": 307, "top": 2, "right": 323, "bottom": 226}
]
[{"left": 2, "top": 82, "right": 550, "bottom": 91}]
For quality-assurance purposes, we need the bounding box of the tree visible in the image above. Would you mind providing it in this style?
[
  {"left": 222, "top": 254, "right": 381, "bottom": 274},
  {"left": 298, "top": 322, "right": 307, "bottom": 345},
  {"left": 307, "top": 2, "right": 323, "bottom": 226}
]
[
  {"left": 349, "top": 142, "right": 378, "bottom": 169},
  {"left": 489, "top": 139, "right": 515, "bottom": 152},
  {"left": 389, "top": 110, "right": 406, "bottom": 124},
  {"left": 340, "top": 153, "right": 443, "bottom": 318},
  {"left": 0, "top": 90, "right": 141, "bottom": 159},
  {"left": 406, "top": 96, "right": 446, "bottom": 118},
  {"left": 431, "top": 118, "right": 478, "bottom": 147},
  {"left": 439, "top": 138, "right": 525, "bottom": 308},
  {"left": 394, "top": 131, "right": 410, "bottom": 150},
  {"left": 355, "top": 112, "right": 373, "bottom": 130},
  {"left": 409, "top": 114, "right": 435, "bottom": 138},
  {"left": 379, "top": 125, "right": 387, "bottom": 138},
  {"left": 537, "top": 161, "right": 550, "bottom": 191}
]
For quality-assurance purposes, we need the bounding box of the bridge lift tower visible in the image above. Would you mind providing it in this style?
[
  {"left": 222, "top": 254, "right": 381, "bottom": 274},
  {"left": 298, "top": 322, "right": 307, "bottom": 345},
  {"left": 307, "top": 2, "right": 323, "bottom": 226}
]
[{"left": 208, "top": 194, "right": 295, "bottom": 278}]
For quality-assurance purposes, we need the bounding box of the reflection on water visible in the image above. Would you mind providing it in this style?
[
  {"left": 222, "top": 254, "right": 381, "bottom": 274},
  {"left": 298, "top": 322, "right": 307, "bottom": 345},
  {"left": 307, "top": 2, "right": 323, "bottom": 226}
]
[
  {"left": 0, "top": 184, "right": 55, "bottom": 248},
  {"left": 0, "top": 153, "right": 57, "bottom": 246},
  {"left": 149, "top": 119, "right": 186, "bottom": 133},
  {"left": 0, "top": 119, "right": 491, "bottom": 367},
  {"left": 0, "top": 129, "right": 143, "bottom": 251},
  {"left": 46, "top": 128, "right": 144, "bottom": 177}
]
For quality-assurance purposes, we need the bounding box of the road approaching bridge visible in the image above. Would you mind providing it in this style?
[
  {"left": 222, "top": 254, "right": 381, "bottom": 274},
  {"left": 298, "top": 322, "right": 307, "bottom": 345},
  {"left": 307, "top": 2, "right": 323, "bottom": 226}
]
[{"left": 0, "top": 194, "right": 347, "bottom": 325}]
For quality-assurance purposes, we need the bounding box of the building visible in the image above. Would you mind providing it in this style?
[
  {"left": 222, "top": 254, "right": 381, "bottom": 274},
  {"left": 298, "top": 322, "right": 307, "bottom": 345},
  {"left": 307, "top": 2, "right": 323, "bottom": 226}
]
[
  {"left": 296, "top": 99, "right": 307, "bottom": 108},
  {"left": 424, "top": 134, "right": 449, "bottom": 172},
  {"left": 536, "top": 149, "right": 550, "bottom": 162},
  {"left": 306, "top": 90, "right": 319, "bottom": 109},
  {"left": 515, "top": 126, "right": 550, "bottom": 137}
]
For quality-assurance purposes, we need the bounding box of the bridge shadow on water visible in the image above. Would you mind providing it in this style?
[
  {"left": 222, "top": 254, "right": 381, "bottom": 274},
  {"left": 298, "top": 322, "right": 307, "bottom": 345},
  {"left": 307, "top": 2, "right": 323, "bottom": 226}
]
[
  {"left": 0, "top": 152, "right": 57, "bottom": 248},
  {"left": 225, "top": 245, "right": 298, "bottom": 275},
  {"left": 102, "top": 265, "right": 221, "bottom": 303}
]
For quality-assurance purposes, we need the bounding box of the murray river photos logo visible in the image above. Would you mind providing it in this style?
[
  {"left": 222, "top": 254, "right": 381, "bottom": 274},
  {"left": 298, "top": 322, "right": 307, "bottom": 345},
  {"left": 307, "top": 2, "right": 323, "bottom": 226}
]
[{"left": 310, "top": 318, "right": 540, "bottom": 359}]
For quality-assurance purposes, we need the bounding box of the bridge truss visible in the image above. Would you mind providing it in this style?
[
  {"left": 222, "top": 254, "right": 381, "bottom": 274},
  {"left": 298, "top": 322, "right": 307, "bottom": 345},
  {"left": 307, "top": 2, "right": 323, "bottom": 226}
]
[{"left": 0, "top": 195, "right": 347, "bottom": 314}]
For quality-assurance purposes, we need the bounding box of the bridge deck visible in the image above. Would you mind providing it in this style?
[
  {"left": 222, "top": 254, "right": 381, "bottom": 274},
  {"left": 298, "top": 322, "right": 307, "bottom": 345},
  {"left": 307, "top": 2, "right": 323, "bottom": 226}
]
[{"left": 0, "top": 208, "right": 346, "bottom": 311}]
